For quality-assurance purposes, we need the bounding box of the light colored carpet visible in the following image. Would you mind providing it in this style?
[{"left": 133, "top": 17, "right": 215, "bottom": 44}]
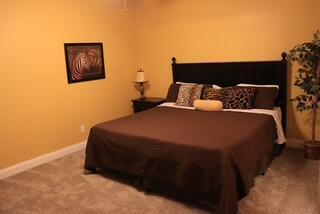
[{"left": 0, "top": 148, "right": 319, "bottom": 214}]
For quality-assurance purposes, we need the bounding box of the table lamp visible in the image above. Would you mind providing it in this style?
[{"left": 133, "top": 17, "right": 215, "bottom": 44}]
[{"left": 134, "top": 69, "right": 148, "bottom": 99}]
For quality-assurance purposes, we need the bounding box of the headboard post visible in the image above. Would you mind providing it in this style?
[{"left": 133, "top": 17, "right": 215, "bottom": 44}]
[
  {"left": 171, "top": 57, "right": 177, "bottom": 82},
  {"left": 172, "top": 57, "right": 177, "bottom": 64},
  {"left": 280, "top": 52, "right": 287, "bottom": 133},
  {"left": 281, "top": 52, "right": 287, "bottom": 61}
]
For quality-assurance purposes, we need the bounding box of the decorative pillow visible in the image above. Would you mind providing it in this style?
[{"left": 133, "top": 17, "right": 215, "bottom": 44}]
[
  {"left": 237, "top": 86, "right": 278, "bottom": 109},
  {"left": 166, "top": 83, "right": 181, "bottom": 102},
  {"left": 176, "top": 84, "right": 203, "bottom": 107},
  {"left": 194, "top": 100, "right": 223, "bottom": 111},
  {"left": 166, "top": 83, "right": 209, "bottom": 103},
  {"left": 201, "top": 84, "right": 213, "bottom": 98},
  {"left": 202, "top": 88, "right": 228, "bottom": 101},
  {"left": 224, "top": 87, "right": 256, "bottom": 109},
  {"left": 190, "top": 84, "right": 204, "bottom": 104}
]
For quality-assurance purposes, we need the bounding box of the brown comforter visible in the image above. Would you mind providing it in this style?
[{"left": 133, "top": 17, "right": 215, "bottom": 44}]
[{"left": 84, "top": 106, "right": 277, "bottom": 213}]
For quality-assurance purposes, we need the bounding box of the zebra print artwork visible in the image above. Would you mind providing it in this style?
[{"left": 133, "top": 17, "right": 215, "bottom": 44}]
[{"left": 64, "top": 43, "right": 106, "bottom": 83}]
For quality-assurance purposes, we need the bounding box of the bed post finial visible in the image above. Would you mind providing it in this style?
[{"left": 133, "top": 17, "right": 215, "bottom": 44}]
[
  {"left": 172, "top": 57, "right": 177, "bottom": 64},
  {"left": 281, "top": 52, "right": 287, "bottom": 61}
]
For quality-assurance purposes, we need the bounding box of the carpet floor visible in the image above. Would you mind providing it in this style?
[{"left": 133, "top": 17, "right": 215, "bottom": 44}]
[{"left": 0, "top": 148, "right": 319, "bottom": 214}]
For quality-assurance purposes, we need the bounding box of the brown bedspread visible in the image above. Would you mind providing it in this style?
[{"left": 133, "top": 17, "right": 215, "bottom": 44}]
[{"left": 84, "top": 106, "right": 277, "bottom": 213}]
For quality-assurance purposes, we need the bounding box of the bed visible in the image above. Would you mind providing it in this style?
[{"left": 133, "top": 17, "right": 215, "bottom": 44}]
[{"left": 84, "top": 53, "right": 287, "bottom": 213}]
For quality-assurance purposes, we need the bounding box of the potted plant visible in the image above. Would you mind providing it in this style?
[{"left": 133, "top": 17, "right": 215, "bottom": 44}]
[{"left": 289, "top": 30, "right": 320, "bottom": 160}]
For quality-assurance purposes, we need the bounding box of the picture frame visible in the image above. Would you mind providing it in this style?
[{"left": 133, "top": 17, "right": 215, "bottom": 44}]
[{"left": 64, "top": 43, "right": 106, "bottom": 83}]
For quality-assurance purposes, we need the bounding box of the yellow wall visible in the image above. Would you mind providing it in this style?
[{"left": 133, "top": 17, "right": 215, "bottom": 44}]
[
  {"left": 135, "top": 0, "right": 320, "bottom": 142},
  {"left": 0, "top": 0, "right": 138, "bottom": 169},
  {"left": 1, "top": 0, "right": 319, "bottom": 170}
]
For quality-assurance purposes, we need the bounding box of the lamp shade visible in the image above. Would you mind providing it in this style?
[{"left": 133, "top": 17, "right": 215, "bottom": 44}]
[{"left": 134, "top": 69, "right": 147, "bottom": 82}]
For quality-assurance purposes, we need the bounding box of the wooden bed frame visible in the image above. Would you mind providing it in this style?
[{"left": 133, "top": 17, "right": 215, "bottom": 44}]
[{"left": 171, "top": 53, "right": 288, "bottom": 132}]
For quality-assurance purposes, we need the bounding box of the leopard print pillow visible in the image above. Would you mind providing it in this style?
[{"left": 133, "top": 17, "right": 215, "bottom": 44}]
[
  {"left": 202, "top": 88, "right": 228, "bottom": 101},
  {"left": 224, "top": 87, "right": 256, "bottom": 109},
  {"left": 176, "top": 84, "right": 203, "bottom": 107}
]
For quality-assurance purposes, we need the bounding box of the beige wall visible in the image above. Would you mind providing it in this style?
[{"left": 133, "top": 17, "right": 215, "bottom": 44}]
[
  {"left": 0, "top": 0, "right": 138, "bottom": 169},
  {"left": 135, "top": 0, "right": 320, "bottom": 142}
]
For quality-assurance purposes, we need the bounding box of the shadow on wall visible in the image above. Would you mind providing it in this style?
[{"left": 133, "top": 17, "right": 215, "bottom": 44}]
[
  {"left": 286, "top": 61, "right": 320, "bottom": 142},
  {"left": 286, "top": 61, "right": 304, "bottom": 141}
]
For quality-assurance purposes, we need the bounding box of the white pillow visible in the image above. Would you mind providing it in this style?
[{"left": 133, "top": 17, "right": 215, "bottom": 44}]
[
  {"left": 237, "top": 83, "right": 279, "bottom": 89},
  {"left": 212, "top": 84, "right": 222, "bottom": 89},
  {"left": 176, "top": 82, "right": 197, "bottom": 85}
]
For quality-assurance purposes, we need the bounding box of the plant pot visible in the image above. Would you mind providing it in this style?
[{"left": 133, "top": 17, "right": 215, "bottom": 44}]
[{"left": 304, "top": 141, "right": 320, "bottom": 160}]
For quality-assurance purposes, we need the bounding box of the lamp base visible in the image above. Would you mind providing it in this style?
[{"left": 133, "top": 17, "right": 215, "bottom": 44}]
[
  {"left": 134, "top": 81, "right": 148, "bottom": 99},
  {"left": 139, "top": 82, "right": 144, "bottom": 99}
]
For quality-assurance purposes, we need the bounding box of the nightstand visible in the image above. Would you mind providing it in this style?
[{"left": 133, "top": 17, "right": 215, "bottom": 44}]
[{"left": 131, "top": 97, "right": 166, "bottom": 113}]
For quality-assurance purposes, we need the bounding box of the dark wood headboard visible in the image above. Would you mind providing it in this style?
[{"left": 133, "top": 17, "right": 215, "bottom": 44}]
[{"left": 171, "top": 53, "right": 287, "bottom": 132}]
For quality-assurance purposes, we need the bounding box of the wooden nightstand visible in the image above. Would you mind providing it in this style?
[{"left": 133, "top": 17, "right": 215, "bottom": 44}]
[{"left": 131, "top": 97, "right": 166, "bottom": 113}]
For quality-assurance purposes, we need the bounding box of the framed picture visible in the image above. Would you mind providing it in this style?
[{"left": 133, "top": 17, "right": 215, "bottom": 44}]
[{"left": 64, "top": 43, "right": 106, "bottom": 83}]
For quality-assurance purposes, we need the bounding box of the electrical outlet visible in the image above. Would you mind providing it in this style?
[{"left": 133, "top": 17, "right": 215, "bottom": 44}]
[{"left": 80, "top": 125, "right": 85, "bottom": 133}]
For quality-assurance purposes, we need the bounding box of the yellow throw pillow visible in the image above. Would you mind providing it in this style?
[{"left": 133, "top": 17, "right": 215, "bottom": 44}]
[{"left": 193, "top": 100, "right": 223, "bottom": 111}]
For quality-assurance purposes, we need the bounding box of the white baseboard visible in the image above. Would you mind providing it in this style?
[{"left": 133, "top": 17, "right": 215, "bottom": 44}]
[
  {"left": 286, "top": 138, "right": 304, "bottom": 149},
  {"left": 0, "top": 141, "right": 87, "bottom": 180}
]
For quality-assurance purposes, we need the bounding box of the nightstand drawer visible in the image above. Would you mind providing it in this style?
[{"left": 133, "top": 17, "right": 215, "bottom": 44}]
[{"left": 131, "top": 97, "right": 166, "bottom": 113}]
